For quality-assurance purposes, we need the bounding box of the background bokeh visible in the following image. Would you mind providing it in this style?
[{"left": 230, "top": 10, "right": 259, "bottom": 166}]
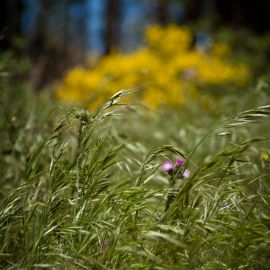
[{"left": 1, "top": 0, "right": 270, "bottom": 90}]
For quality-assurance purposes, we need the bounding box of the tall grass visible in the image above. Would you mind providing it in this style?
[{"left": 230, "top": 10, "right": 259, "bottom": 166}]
[{"left": 0, "top": 87, "right": 270, "bottom": 269}]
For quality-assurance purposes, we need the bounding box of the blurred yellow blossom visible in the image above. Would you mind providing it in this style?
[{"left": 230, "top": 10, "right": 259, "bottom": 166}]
[
  {"left": 260, "top": 152, "right": 269, "bottom": 161},
  {"left": 55, "top": 25, "right": 251, "bottom": 110},
  {"left": 145, "top": 24, "right": 192, "bottom": 55}
]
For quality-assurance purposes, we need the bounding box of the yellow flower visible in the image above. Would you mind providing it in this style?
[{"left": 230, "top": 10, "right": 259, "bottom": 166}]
[
  {"left": 55, "top": 24, "right": 251, "bottom": 110},
  {"left": 260, "top": 152, "right": 269, "bottom": 161}
]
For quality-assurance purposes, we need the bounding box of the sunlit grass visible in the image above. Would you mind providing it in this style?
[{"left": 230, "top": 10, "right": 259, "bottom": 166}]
[{"left": 0, "top": 85, "right": 269, "bottom": 269}]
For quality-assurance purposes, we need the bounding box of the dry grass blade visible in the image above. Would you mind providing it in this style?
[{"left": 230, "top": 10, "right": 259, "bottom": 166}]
[{"left": 226, "top": 104, "right": 270, "bottom": 127}]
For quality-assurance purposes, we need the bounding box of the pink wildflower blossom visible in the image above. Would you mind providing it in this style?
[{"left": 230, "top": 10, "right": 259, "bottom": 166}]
[
  {"left": 176, "top": 159, "right": 184, "bottom": 167},
  {"left": 162, "top": 161, "right": 174, "bottom": 172},
  {"left": 182, "top": 169, "right": 190, "bottom": 179}
]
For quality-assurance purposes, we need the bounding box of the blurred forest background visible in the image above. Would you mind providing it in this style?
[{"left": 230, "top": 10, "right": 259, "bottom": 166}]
[{"left": 1, "top": 0, "right": 270, "bottom": 90}]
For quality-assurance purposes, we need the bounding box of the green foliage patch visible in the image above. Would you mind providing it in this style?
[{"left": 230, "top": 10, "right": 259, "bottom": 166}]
[{"left": 1, "top": 80, "right": 270, "bottom": 269}]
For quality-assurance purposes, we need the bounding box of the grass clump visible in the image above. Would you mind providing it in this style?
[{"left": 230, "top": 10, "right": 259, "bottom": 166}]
[{"left": 0, "top": 87, "right": 270, "bottom": 269}]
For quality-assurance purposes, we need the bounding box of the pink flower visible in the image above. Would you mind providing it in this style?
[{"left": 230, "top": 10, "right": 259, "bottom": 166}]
[
  {"left": 176, "top": 159, "right": 184, "bottom": 167},
  {"left": 182, "top": 68, "right": 197, "bottom": 80},
  {"left": 182, "top": 169, "right": 190, "bottom": 179},
  {"left": 162, "top": 161, "right": 174, "bottom": 172},
  {"left": 162, "top": 159, "right": 190, "bottom": 178}
]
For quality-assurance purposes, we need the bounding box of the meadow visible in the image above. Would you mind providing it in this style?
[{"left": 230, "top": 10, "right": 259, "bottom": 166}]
[{"left": 0, "top": 27, "right": 270, "bottom": 269}]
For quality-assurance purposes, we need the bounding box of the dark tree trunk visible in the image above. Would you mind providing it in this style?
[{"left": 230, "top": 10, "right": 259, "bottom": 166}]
[
  {"left": 28, "top": 0, "right": 88, "bottom": 89},
  {"left": 104, "top": 0, "right": 121, "bottom": 55},
  {"left": 156, "top": 0, "right": 170, "bottom": 25},
  {"left": 184, "top": 0, "right": 203, "bottom": 22},
  {"left": 0, "top": 0, "right": 24, "bottom": 50}
]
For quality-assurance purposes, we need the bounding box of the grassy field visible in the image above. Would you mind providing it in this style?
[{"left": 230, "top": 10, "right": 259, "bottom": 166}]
[{"left": 1, "top": 54, "right": 270, "bottom": 269}]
